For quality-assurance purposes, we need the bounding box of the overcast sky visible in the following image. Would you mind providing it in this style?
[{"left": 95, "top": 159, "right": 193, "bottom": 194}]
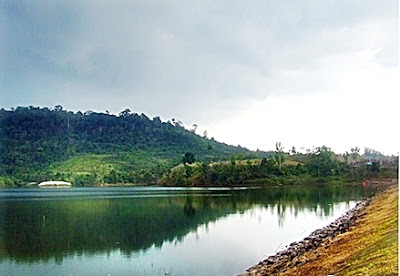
[{"left": 1, "top": 0, "right": 399, "bottom": 155}]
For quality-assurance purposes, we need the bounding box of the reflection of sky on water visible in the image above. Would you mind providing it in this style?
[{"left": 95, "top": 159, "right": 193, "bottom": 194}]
[
  {"left": 1, "top": 202, "right": 357, "bottom": 276},
  {"left": 0, "top": 186, "right": 371, "bottom": 276}
]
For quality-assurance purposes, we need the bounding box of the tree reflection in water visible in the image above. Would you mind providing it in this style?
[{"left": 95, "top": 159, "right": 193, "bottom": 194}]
[{"left": 0, "top": 185, "right": 375, "bottom": 263}]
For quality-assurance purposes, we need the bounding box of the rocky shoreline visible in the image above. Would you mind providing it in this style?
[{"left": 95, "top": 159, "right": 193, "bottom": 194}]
[{"left": 240, "top": 198, "right": 373, "bottom": 276}]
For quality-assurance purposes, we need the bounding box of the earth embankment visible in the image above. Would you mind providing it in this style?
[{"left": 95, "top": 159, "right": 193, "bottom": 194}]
[{"left": 241, "top": 181, "right": 398, "bottom": 276}]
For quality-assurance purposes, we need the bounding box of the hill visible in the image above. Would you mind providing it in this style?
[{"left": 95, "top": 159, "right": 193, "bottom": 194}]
[{"left": 0, "top": 106, "right": 262, "bottom": 186}]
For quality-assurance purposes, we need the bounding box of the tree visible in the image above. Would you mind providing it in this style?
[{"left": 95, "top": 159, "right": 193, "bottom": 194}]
[
  {"left": 307, "top": 146, "right": 335, "bottom": 177},
  {"left": 363, "top": 147, "right": 383, "bottom": 157},
  {"left": 350, "top": 147, "right": 360, "bottom": 160},
  {"left": 183, "top": 152, "right": 195, "bottom": 164},
  {"left": 275, "top": 142, "right": 285, "bottom": 170},
  {"left": 119, "top": 108, "right": 131, "bottom": 117},
  {"left": 54, "top": 105, "right": 63, "bottom": 112},
  {"left": 175, "top": 120, "right": 183, "bottom": 127},
  {"left": 260, "top": 157, "right": 268, "bottom": 166},
  {"left": 191, "top": 124, "right": 198, "bottom": 133},
  {"left": 153, "top": 116, "right": 162, "bottom": 124},
  {"left": 371, "top": 162, "right": 380, "bottom": 173},
  {"left": 344, "top": 151, "right": 349, "bottom": 162}
]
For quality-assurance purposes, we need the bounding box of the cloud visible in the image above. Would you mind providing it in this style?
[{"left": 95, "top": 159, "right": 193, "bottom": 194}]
[
  {"left": 1, "top": 0, "right": 398, "bottom": 153},
  {"left": 204, "top": 53, "right": 399, "bottom": 155}
]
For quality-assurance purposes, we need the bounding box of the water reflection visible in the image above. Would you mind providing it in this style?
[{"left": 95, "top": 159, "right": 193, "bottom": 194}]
[{"left": 0, "top": 185, "right": 374, "bottom": 265}]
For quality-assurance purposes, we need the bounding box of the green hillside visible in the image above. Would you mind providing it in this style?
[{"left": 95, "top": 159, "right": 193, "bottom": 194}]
[{"left": 0, "top": 106, "right": 259, "bottom": 186}]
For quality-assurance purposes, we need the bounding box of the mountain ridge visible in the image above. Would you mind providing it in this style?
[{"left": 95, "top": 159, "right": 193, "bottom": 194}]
[{"left": 0, "top": 106, "right": 268, "bottom": 186}]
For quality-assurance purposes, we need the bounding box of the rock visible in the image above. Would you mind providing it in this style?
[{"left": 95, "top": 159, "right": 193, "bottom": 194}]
[{"left": 240, "top": 197, "right": 372, "bottom": 276}]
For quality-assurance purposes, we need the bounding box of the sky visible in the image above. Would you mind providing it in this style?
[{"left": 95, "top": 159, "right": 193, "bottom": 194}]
[{"left": 1, "top": 0, "right": 399, "bottom": 155}]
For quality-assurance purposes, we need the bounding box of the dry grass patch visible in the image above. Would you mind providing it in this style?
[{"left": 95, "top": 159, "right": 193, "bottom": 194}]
[{"left": 278, "top": 185, "right": 398, "bottom": 276}]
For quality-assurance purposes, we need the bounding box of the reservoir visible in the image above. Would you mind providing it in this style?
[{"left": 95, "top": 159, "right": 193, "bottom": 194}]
[{"left": 0, "top": 185, "right": 374, "bottom": 275}]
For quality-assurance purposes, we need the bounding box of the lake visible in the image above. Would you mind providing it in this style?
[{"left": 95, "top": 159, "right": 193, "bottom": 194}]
[{"left": 0, "top": 185, "right": 375, "bottom": 276}]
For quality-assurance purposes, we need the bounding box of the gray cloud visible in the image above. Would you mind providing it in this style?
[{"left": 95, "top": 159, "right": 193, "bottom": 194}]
[{"left": 1, "top": 0, "right": 397, "bottom": 124}]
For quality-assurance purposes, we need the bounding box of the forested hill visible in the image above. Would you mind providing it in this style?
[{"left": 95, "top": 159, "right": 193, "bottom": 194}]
[{"left": 0, "top": 106, "right": 259, "bottom": 186}]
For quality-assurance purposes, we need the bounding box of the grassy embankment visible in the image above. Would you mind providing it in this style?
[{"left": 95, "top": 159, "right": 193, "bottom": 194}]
[{"left": 279, "top": 184, "right": 398, "bottom": 276}]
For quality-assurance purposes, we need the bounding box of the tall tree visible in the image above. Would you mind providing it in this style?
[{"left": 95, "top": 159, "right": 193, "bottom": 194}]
[
  {"left": 275, "top": 142, "right": 285, "bottom": 171},
  {"left": 350, "top": 147, "right": 360, "bottom": 160}
]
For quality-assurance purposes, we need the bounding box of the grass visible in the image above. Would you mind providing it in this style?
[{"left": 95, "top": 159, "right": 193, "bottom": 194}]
[
  {"left": 279, "top": 184, "right": 398, "bottom": 276},
  {"left": 342, "top": 186, "right": 398, "bottom": 275},
  {"left": 48, "top": 154, "right": 114, "bottom": 175},
  {"left": 46, "top": 151, "right": 173, "bottom": 185}
]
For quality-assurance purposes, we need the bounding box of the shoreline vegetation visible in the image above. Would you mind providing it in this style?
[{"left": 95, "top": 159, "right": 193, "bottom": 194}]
[
  {"left": 240, "top": 180, "right": 398, "bottom": 276},
  {"left": 158, "top": 154, "right": 398, "bottom": 188},
  {"left": 0, "top": 107, "right": 398, "bottom": 188}
]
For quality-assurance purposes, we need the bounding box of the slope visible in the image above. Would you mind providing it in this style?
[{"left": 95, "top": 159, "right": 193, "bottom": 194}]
[{"left": 0, "top": 106, "right": 254, "bottom": 186}]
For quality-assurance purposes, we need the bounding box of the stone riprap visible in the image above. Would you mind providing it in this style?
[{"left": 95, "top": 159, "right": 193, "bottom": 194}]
[{"left": 240, "top": 198, "right": 372, "bottom": 276}]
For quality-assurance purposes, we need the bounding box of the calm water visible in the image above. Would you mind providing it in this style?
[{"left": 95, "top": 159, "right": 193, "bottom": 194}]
[{"left": 0, "top": 185, "right": 375, "bottom": 276}]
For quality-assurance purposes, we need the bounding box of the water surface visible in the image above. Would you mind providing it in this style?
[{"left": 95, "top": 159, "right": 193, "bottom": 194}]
[{"left": 0, "top": 185, "right": 374, "bottom": 275}]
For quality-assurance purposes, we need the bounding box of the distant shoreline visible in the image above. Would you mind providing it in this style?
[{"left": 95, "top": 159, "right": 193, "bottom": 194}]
[{"left": 2, "top": 178, "right": 395, "bottom": 189}]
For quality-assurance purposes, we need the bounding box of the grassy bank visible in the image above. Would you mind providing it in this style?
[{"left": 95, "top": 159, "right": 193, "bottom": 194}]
[{"left": 278, "top": 184, "right": 398, "bottom": 276}]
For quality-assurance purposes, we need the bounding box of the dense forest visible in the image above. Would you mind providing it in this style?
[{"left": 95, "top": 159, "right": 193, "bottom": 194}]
[
  {"left": 0, "top": 106, "right": 397, "bottom": 187},
  {"left": 0, "top": 106, "right": 259, "bottom": 186}
]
